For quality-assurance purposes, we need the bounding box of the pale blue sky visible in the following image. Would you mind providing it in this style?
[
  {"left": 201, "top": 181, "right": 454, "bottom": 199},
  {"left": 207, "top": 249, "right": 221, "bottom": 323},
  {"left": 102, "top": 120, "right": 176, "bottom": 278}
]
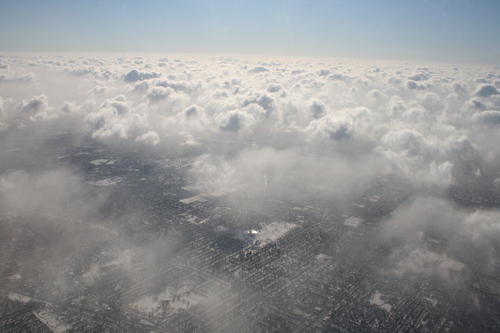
[{"left": 1, "top": 0, "right": 499, "bottom": 63}]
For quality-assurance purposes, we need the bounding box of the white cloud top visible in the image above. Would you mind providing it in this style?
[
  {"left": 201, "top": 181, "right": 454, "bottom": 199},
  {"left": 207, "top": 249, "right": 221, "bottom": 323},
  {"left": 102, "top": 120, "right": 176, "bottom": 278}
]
[{"left": 0, "top": 54, "right": 499, "bottom": 191}]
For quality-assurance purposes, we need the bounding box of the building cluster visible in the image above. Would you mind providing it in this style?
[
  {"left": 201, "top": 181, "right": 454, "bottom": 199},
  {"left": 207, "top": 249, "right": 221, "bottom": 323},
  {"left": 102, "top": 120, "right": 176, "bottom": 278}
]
[{"left": 1, "top": 136, "right": 499, "bottom": 332}]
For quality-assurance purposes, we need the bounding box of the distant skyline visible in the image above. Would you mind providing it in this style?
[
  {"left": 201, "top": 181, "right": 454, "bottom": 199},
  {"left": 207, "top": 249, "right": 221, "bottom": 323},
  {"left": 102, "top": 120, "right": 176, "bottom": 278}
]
[{"left": 1, "top": 0, "right": 499, "bottom": 64}]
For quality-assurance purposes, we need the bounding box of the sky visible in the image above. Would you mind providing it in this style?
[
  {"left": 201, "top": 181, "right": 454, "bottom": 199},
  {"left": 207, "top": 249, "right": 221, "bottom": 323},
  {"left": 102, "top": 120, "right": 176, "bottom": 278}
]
[{"left": 0, "top": 0, "right": 499, "bottom": 63}]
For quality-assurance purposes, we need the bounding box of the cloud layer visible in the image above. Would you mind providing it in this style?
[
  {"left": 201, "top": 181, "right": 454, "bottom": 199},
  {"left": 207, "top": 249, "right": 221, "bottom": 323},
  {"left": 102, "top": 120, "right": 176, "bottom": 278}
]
[
  {"left": 1, "top": 55, "right": 499, "bottom": 217},
  {"left": 1, "top": 53, "right": 500, "bottom": 331}
]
